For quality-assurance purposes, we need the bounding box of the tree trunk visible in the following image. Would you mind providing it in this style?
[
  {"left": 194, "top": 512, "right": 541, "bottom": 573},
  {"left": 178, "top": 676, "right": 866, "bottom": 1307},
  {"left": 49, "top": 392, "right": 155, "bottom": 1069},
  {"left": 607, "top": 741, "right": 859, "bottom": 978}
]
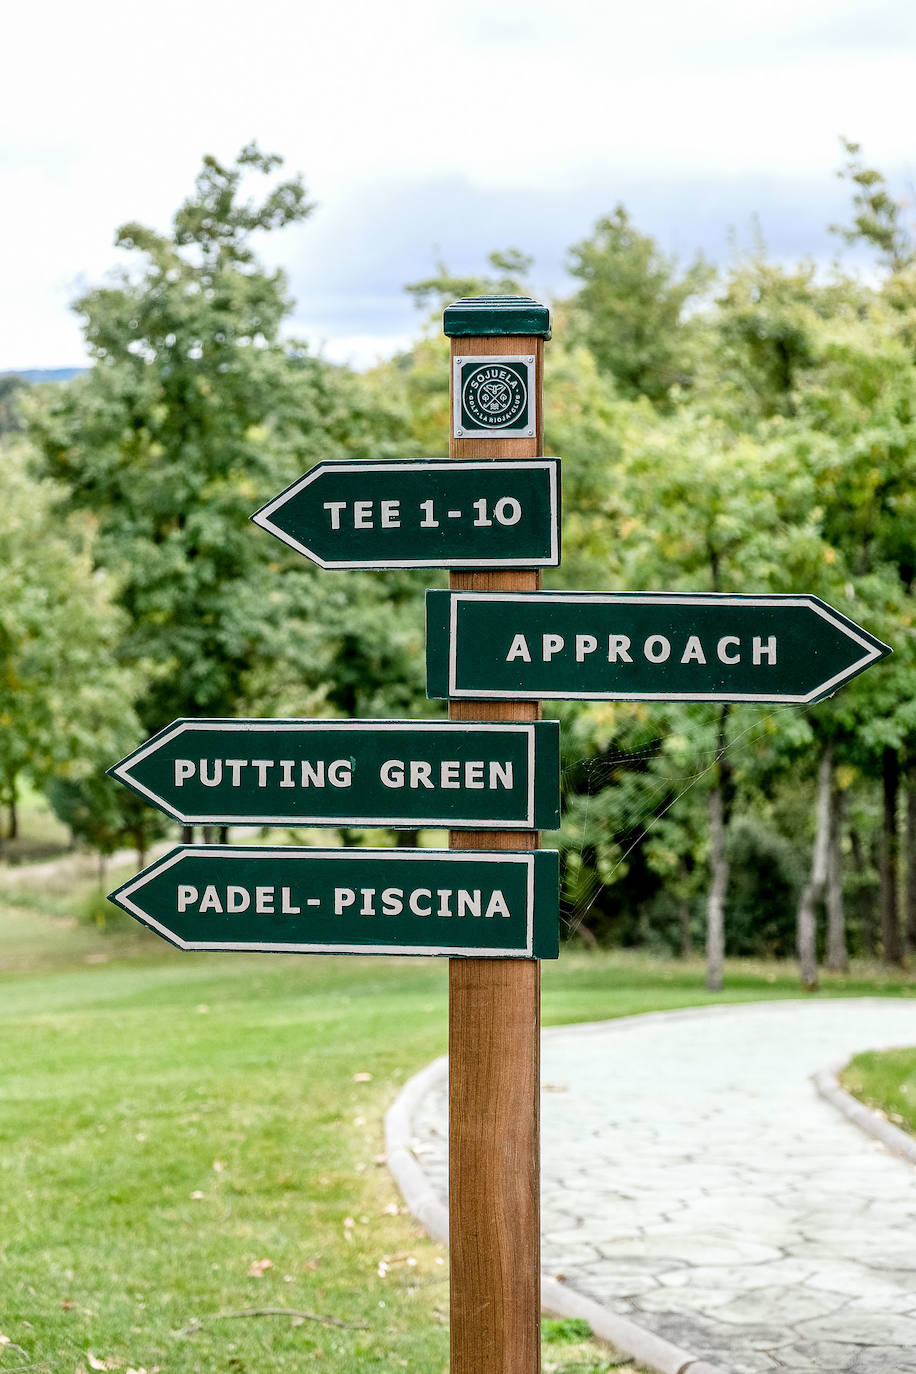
[
  {"left": 906, "top": 769, "right": 916, "bottom": 957},
  {"left": 796, "top": 743, "right": 833, "bottom": 990},
  {"left": 825, "top": 784, "right": 848, "bottom": 973},
  {"left": 880, "top": 746, "right": 903, "bottom": 966},
  {"left": 7, "top": 793, "right": 17, "bottom": 841},
  {"left": 706, "top": 784, "right": 727, "bottom": 992},
  {"left": 181, "top": 825, "right": 194, "bottom": 844},
  {"left": 705, "top": 707, "right": 732, "bottom": 993},
  {"left": 218, "top": 825, "right": 229, "bottom": 844}
]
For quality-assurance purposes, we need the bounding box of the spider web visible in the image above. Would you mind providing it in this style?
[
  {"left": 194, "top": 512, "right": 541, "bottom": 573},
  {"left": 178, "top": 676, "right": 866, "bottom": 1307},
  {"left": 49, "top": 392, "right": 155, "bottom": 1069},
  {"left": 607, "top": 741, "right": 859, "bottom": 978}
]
[{"left": 557, "top": 702, "right": 813, "bottom": 940}]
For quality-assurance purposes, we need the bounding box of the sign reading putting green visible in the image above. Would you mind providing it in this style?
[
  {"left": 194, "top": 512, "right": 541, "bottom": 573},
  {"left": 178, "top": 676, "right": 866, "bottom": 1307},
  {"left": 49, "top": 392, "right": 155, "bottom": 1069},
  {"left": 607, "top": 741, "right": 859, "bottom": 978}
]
[
  {"left": 108, "top": 719, "right": 560, "bottom": 830},
  {"left": 426, "top": 591, "right": 891, "bottom": 704},
  {"left": 251, "top": 458, "right": 559, "bottom": 569},
  {"left": 108, "top": 846, "right": 559, "bottom": 959}
]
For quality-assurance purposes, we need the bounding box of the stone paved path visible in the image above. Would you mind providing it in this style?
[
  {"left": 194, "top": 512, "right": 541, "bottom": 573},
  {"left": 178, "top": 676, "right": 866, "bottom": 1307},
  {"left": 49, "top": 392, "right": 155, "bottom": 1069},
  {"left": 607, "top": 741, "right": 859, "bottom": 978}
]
[{"left": 409, "top": 999, "right": 916, "bottom": 1373}]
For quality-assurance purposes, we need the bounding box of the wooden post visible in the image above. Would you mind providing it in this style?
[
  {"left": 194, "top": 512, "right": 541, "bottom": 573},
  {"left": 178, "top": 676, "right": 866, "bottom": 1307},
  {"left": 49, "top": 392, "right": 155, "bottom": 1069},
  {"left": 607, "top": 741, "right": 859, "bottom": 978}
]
[{"left": 445, "top": 297, "right": 549, "bottom": 1374}]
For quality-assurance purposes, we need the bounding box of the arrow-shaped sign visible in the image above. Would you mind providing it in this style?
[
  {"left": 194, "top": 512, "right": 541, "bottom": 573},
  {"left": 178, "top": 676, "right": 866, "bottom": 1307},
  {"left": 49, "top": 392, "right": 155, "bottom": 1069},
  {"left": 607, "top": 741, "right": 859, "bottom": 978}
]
[
  {"left": 108, "top": 846, "right": 559, "bottom": 959},
  {"left": 251, "top": 458, "right": 560, "bottom": 569},
  {"left": 108, "top": 718, "right": 560, "bottom": 830},
  {"left": 426, "top": 591, "right": 891, "bottom": 704}
]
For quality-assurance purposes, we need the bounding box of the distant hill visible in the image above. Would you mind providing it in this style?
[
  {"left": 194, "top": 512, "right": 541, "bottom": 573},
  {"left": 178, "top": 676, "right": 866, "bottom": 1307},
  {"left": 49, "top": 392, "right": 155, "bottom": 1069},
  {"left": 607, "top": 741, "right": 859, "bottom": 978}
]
[{"left": 0, "top": 367, "right": 86, "bottom": 384}]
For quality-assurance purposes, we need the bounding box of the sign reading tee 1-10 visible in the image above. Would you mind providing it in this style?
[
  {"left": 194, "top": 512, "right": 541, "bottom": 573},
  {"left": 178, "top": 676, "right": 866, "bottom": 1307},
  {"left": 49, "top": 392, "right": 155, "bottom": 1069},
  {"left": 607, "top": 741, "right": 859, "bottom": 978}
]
[
  {"left": 250, "top": 458, "right": 560, "bottom": 569},
  {"left": 108, "top": 719, "right": 560, "bottom": 830},
  {"left": 108, "top": 846, "right": 560, "bottom": 959},
  {"left": 426, "top": 591, "right": 891, "bottom": 705}
]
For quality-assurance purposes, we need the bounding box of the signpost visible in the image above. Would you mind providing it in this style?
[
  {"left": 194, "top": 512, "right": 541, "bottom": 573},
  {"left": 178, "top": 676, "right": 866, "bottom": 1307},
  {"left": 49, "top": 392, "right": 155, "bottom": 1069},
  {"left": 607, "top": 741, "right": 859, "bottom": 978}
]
[
  {"left": 443, "top": 295, "right": 552, "bottom": 1374},
  {"left": 108, "top": 718, "right": 560, "bottom": 830},
  {"left": 108, "top": 846, "right": 559, "bottom": 959},
  {"left": 105, "top": 288, "right": 893, "bottom": 1374},
  {"left": 427, "top": 590, "right": 891, "bottom": 704},
  {"left": 250, "top": 457, "right": 560, "bottom": 569}
]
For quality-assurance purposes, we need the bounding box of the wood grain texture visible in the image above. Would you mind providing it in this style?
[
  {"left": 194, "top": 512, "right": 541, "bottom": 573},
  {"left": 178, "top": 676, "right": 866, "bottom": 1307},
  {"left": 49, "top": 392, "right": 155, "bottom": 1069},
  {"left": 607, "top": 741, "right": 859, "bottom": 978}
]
[{"left": 448, "top": 332, "right": 544, "bottom": 1374}]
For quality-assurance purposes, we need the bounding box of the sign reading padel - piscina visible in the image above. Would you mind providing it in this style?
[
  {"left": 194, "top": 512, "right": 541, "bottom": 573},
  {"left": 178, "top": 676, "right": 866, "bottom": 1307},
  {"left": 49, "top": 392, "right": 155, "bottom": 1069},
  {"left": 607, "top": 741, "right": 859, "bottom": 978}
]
[{"left": 108, "top": 846, "right": 559, "bottom": 958}]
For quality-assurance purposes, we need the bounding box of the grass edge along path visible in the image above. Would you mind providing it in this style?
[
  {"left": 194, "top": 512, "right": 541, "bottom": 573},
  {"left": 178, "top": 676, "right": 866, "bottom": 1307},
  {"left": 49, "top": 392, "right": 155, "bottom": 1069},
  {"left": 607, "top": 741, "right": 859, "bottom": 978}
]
[
  {"left": 840, "top": 1046, "right": 916, "bottom": 1137},
  {"left": 1, "top": 880, "right": 913, "bottom": 1374}
]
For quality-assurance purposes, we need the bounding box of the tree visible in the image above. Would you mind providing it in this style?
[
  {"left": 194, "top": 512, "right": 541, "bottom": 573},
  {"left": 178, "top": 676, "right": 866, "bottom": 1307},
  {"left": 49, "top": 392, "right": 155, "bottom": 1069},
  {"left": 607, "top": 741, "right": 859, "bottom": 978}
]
[
  {"left": 28, "top": 147, "right": 427, "bottom": 756},
  {"left": 27, "top": 145, "right": 314, "bottom": 730},
  {"left": 0, "top": 374, "right": 29, "bottom": 435},
  {"left": 0, "top": 439, "right": 143, "bottom": 845},
  {"left": 831, "top": 138, "right": 916, "bottom": 272},
  {"left": 405, "top": 248, "right": 534, "bottom": 317},
  {"left": 566, "top": 205, "right": 713, "bottom": 404}
]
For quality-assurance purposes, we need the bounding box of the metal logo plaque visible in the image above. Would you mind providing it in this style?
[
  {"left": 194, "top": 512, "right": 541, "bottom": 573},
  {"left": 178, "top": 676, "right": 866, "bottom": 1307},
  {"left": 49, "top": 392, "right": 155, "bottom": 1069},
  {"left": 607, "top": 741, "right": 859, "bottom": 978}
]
[{"left": 453, "top": 356, "right": 536, "bottom": 439}]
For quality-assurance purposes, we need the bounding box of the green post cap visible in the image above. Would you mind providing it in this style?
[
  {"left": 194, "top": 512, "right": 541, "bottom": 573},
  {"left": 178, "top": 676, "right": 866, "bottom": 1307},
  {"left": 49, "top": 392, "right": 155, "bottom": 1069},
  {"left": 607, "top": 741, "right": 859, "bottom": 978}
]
[{"left": 443, "top": 295, "right": 551, "bottom": 340}]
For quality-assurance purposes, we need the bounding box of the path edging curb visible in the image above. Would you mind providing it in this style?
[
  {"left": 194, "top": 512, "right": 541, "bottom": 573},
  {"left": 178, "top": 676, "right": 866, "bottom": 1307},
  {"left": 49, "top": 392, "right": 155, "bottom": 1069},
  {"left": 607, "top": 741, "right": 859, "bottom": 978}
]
[
  {"left": 814, "top": 1058, "right": 916, "bottom": 1167},
  {"left": 384, "top": 1051, "right": 727, "bottom": 1374}
]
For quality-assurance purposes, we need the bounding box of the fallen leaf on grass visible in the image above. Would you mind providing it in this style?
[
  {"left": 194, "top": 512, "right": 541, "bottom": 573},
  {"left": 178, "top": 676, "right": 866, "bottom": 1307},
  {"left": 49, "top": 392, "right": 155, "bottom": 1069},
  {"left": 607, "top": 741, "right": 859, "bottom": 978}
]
[{"left": 248, "top": 1258, "right": 273, "bottom": 1277}]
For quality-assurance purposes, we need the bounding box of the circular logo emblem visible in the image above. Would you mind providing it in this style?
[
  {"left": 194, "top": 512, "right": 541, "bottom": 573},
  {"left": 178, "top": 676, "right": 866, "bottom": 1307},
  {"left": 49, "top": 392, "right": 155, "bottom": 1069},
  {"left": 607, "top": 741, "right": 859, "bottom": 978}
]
[{"left": 462, "top": 363, "right": 527, "bottom": 429}]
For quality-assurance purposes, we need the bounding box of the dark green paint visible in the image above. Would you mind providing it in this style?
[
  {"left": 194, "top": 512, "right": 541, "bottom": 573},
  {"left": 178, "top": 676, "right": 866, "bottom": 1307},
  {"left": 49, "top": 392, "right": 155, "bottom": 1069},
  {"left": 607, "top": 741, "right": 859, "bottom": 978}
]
[
  {"left": 251, "top": 458, "right": 560, "bottom": 569},
  {"left": 443, "top": 295, "right": 551, "bottom": 339},
  {"left": 426, "top": 591, "right": 891, "bottom": 704},
  {"left": 108, "top": 718, "right": 560, "bottom": 830},
  {"left": 108, "top": 846, "right": 560, "bottom": 959}
]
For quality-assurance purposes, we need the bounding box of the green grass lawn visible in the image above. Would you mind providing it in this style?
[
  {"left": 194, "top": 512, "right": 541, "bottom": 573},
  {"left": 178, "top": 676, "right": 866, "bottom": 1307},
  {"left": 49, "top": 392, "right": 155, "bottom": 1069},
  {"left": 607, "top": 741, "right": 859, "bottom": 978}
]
[
  {"left": 1, "top": 861, "right": 913, "bottom": 1373},
  {"left": 841, "top": 1047, "right": 916, "bottom": 1137}
]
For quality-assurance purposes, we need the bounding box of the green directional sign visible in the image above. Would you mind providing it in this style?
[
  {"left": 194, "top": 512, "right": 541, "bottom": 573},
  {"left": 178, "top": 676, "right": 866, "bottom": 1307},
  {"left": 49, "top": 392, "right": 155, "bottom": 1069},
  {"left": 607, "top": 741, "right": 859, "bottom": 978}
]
[
  {"left": 250, "top": 458, "right": 559, "bottom": 569},
  {"left": 108, "top": 719, "right": 560, "bottom": 830},
  {"left": 108, "top": 846, "right": 559, "bottom": 959},
  {"left": 426, "top": 591, "right": 891, "bottom": 705}
]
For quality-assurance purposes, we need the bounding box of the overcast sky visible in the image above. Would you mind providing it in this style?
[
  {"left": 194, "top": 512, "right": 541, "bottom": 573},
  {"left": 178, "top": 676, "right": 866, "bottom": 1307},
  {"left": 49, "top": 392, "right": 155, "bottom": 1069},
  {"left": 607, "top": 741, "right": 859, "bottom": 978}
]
[{"left": 2, "top": 0, "right": 914, "bottom": 370}]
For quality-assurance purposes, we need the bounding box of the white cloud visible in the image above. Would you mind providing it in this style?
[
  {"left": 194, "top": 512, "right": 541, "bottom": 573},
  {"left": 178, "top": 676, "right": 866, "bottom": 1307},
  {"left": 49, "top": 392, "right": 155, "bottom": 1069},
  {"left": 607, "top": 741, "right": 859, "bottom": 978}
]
[{"left": 2, "top": 0, "right": 913, "bottom": 366}]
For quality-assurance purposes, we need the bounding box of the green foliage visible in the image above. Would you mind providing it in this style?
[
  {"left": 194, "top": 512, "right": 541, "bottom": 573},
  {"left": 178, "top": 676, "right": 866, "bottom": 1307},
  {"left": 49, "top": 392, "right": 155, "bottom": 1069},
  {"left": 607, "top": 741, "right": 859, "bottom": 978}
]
[
  {"left": 0, "top": 373, "right": 29, "bottom": 434},
  {"left": 46, "top": 772, "right": 167, "bottom": 860},
  {"left": 723, "top": 815, "right": 804, "bottom": 957},
  {"left": 831, "top": 138, "right": 916, "bottom": 272},
  {"left": 566, "top": 204, "right": 714, "bottom": 403},
  {"left": 27, "top": 147, "right": 424, "bottom": 737},
  {"left": 405, "top": 247, "right": 534, "bottom": 317},
  {"left": 0, "top": 439, "right": 143, "bottom": 829}
]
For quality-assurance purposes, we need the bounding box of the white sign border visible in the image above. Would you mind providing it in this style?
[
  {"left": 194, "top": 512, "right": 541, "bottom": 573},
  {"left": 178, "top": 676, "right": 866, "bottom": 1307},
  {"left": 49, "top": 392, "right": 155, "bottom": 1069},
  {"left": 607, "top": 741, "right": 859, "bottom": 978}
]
[
  {"left": 110, "top": 719, "right": 545, "bottom": 828},
  {"left": 251, "top": 457, "right": 559, "bottom": 569},
  {"left": 111, "top": 847, "right": 539, "bottom": 958},
  {"left": 445, "top": 592, "right": 888, "bottom": 705}
]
